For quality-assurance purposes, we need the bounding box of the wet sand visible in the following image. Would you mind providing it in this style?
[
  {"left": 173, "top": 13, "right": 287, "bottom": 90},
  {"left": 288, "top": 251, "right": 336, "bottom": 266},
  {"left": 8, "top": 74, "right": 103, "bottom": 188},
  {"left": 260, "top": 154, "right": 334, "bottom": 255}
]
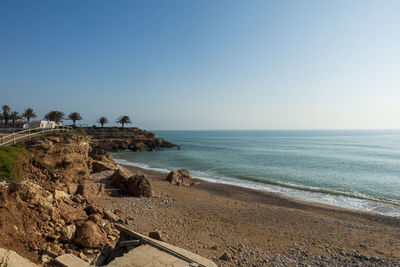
[{"left": 94, "top": 165, "right": 400, "bottom": 266}]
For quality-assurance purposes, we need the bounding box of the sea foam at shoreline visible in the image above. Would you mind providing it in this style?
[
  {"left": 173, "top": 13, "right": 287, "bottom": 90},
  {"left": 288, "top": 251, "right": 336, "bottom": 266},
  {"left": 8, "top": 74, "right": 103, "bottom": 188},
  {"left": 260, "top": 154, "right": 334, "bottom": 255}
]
[{"left": 112, "top": 130, "right": 400, "bottom": 217}]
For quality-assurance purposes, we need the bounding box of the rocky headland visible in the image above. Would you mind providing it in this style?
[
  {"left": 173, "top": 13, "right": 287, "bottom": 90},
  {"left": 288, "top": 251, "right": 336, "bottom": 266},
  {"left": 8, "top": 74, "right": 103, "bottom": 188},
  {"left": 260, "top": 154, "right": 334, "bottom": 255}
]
[{"left": 83, "top": 127, "right": 179, "bottom": 152}]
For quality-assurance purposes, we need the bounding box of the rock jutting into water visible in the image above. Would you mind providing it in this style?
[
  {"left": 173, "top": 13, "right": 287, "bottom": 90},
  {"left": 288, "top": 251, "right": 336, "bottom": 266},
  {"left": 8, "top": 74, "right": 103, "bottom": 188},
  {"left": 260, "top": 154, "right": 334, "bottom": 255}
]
[{"left": 83, "top": 127, "right": 180, "bottom": 152}]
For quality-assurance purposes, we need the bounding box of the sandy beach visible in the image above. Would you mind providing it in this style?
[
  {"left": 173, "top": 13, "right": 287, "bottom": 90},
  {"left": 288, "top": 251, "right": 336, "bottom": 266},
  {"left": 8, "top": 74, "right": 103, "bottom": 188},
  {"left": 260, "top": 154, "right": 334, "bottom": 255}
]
[{"left": 92, "top": 164, "right": 400, "bottom": 266}]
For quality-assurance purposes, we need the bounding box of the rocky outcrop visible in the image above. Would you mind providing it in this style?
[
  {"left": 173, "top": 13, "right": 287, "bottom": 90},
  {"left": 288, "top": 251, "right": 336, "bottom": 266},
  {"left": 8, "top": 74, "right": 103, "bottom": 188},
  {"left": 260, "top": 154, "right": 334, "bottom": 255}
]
[
  {"left": 84, "top": 127, "right": 180, "bottom": 152},
  {"left": 109, "top": 169, "right": 154, "bottom": 197},
  {"left": 0, "top": 134, "right": 123, "bottom": 265},
  {"left": 89, "top": 149, "right": 117, "bottom": 173},
  {"left": 28, "top": 135, "right": 93, "bottom": 183},
  {"left": 165, "top": 169, "right": 195, "bottom": 186}
]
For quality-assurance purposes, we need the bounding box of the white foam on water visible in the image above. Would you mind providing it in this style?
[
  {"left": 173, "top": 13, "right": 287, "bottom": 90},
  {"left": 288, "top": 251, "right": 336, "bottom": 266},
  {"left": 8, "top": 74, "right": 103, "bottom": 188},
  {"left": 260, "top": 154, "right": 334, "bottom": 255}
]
[
  {"left": 113, "top": 158, "right": 171, "bottom": 174},
  {"left": 112, "top": 157, "right": 400, "bottom": 218}
]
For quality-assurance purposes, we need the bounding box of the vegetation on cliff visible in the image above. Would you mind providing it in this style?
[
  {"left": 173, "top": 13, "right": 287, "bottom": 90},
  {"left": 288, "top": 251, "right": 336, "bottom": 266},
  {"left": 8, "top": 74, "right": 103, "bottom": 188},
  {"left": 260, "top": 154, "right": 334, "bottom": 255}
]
[{"left": 0, "top": 144, "right": 30, "bottom": 182}]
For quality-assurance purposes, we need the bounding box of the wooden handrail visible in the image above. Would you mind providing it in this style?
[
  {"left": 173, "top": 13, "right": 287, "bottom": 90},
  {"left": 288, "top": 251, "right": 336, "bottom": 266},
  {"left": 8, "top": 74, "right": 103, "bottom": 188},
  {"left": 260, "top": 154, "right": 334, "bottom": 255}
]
[{"left": 0, "top": 125, "right": 73, "bottom": 146}]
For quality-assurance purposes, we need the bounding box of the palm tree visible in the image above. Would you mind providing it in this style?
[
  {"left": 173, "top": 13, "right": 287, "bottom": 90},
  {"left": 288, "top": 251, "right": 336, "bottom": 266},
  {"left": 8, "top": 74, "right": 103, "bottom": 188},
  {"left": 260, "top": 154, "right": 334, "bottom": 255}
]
[
  {"left": 68, "top": 112, "right": 82, "bottom": 127},
  {"left": 2, "top": 105, "right": 11, "bottom": 127},
  {"left": 10, "top": 111, "right": 21, "bottom": 128},
  {"left": 97, "top": 116, "right": 108, "bottom": 127},
  {"left": 115, "top": 115, "right": 132, "bottom": 128},
  {"left": 44, "top": 111, "right": 64, "bottom": 124},
  {"left": 22, "top": 108, "right": 37, "bottom": 127}
]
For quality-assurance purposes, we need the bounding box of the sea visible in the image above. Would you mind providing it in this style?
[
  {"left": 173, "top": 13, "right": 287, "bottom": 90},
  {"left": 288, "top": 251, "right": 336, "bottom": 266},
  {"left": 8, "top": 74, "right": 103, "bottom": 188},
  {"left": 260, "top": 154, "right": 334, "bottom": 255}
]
[{"left": 111, "top": 130, "right": 400, "bottom": 217}]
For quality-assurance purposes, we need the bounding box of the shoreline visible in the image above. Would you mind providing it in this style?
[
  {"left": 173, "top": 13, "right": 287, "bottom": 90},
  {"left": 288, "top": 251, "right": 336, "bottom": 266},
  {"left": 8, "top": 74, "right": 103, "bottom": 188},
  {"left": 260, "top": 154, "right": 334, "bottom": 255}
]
[
  {"left": 113, "top": 158, "right": 400, "bottom": 218},
  {"left": 93, "top": 163, "right": 400, "bottom": 265},
  {"left": 120, "top": 163, "right": 400, "bottom": 225}
]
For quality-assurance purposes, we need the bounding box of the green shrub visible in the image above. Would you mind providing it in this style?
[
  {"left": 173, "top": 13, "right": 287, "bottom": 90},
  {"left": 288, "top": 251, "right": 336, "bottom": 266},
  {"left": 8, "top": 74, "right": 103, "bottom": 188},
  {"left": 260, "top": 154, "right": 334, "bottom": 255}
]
[{"left": 0, "top": 144, "right": 30, "bottom": 182}]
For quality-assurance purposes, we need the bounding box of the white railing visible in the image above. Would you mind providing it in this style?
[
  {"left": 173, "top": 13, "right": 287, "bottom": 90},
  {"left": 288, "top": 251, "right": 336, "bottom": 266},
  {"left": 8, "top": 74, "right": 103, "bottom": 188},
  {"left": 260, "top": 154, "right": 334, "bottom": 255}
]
[{"left": 0, "top": 125, "right": 73, "bottom": 146}]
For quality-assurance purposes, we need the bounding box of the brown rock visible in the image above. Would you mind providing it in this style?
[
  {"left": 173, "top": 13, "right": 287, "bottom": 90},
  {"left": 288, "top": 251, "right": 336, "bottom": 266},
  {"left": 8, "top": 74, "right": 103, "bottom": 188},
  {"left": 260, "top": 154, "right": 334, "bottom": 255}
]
[
  {"left": 121, "top": 175, "right": 154, "bottom": 197},
  {"left": 114, "top": 209, "right": 124, "bottom": 216},
  {"left": 54, "top": 190, "right": 69, "bottom": 201},
  {"left": 58, "top": 202, "right": 88, "bottom": 224},
  {"left": 75, "top": 221, "right": 106, "bottom": 248},
  {"left": 219, "top": 252, "right": 233, "bottom": 262},
  {"left": 92, "top": 160, "right": 116, "bottom": 173},
  {"left": 149, "top": 231, "right": 165, "bottom": 241},
  {"left": 72, "top": 194, "right": 86, "bottom": 204},
  {"left": 84, "top": 204, "right": 104, "bottom": 215},
  {"left": 10, "top": 181, "right": 51, "bottom": 204},
  {"left": 66, "top": 183, "right": 78, "bottom": 195},
  {"left": 165, "top": 169, "right": 195, "bottom": 186},
  {"left": 88, "top": 213, "right": 102, "bottom": 222},
  {"left": 103, "top": 210, "right": 118, "bottom": 222},
  {"left": 60, "top": 224, "right": 77, "bottom": 242},
  {"left": 76, "top": 182, "right": 105, "bottom": 200},
  {"left": 109, "top": 169, "right": 130, "bottom": 188},
  {"left": 89, "top": 148, "right": 114, "bottom": 162}
]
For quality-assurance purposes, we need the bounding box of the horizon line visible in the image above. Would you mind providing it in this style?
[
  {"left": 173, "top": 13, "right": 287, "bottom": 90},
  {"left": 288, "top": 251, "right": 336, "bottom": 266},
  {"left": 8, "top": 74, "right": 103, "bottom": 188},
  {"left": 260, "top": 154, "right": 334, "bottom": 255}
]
[{"left": 148, "top": 128, "right": 400, "bottom": 131}]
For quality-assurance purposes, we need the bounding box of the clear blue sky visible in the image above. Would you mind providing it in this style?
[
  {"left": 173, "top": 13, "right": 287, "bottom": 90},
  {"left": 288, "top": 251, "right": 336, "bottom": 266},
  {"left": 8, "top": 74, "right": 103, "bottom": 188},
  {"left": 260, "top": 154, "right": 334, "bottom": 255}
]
[{"left": 1, "top": 0, "right": 399, "bottom": 130}]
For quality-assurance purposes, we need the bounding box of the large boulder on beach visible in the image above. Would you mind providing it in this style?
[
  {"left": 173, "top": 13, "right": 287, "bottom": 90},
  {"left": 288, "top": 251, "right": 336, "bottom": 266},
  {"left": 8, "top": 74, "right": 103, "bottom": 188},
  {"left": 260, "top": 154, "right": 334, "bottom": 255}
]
[
  {"left": 165, "top": 169, "right": 195, "bottom": 186},
  {"left": 109, "top": 169, "right": 130, "bottom": 188},
  {"left": 110, "top": 169, "right": 154, "bottom": 197},
  {"left": 120, "top": 175, "right": 154, "bottom": 197}
]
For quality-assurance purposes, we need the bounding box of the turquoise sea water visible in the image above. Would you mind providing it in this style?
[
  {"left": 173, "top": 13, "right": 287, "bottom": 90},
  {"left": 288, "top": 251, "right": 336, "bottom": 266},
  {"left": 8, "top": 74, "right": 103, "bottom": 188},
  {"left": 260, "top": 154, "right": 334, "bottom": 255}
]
[{"left": 111, "top": 130, "right": 400, "bottom": 217}]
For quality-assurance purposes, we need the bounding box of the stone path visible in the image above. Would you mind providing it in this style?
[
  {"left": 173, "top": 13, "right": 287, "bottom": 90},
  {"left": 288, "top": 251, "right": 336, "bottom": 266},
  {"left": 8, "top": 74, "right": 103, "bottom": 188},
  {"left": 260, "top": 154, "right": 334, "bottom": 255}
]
[
  {"left": 106, "top": 244, "right": 190, "bottom": 267},
  {"left": 0, "top": 248, "right": 39, "bottom": 267}
]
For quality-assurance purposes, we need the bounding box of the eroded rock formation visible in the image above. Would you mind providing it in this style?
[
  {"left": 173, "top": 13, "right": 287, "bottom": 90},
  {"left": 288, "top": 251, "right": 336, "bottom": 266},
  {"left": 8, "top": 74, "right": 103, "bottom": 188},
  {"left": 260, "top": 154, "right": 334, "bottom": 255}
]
[
  {"left": 84, "top": 127, "right": 180, "bottom": 152},
  {"left": 165, "top": 168, "right": 196, "bottom": 186},
  {"left": 109, "top": 169, "right": 154, "bottom": 197}
]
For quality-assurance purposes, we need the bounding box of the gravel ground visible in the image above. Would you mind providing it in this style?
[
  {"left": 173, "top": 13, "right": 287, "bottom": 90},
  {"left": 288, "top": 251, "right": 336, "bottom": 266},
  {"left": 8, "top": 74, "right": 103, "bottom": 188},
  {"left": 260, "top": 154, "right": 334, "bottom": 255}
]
[{"left": 91, "top": 167, "right": 400, "bottom": 267}]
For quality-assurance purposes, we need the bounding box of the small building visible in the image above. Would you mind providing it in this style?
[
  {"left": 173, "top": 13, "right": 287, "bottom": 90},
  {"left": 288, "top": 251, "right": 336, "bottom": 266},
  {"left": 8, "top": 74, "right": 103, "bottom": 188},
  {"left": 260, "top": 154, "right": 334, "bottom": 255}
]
[
  {"left": 0, "top": 120, "right": 57, "bottom": 129},
  {"left": 23, "top": 120, "right": 57, "bottom": 129},
  {"left": 24, "top": 120, "right": 57, "bottom": 129}
]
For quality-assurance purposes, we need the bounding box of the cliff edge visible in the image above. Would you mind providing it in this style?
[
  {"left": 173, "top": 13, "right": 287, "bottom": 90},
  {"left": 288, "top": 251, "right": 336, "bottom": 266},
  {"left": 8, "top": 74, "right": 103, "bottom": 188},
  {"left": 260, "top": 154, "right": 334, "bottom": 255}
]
[
  {"left": 0, "top": 135, "right": 121, "bottom": 264},
  {"left": 83, "top": 127, "right": 179, "bottom": 152}
]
